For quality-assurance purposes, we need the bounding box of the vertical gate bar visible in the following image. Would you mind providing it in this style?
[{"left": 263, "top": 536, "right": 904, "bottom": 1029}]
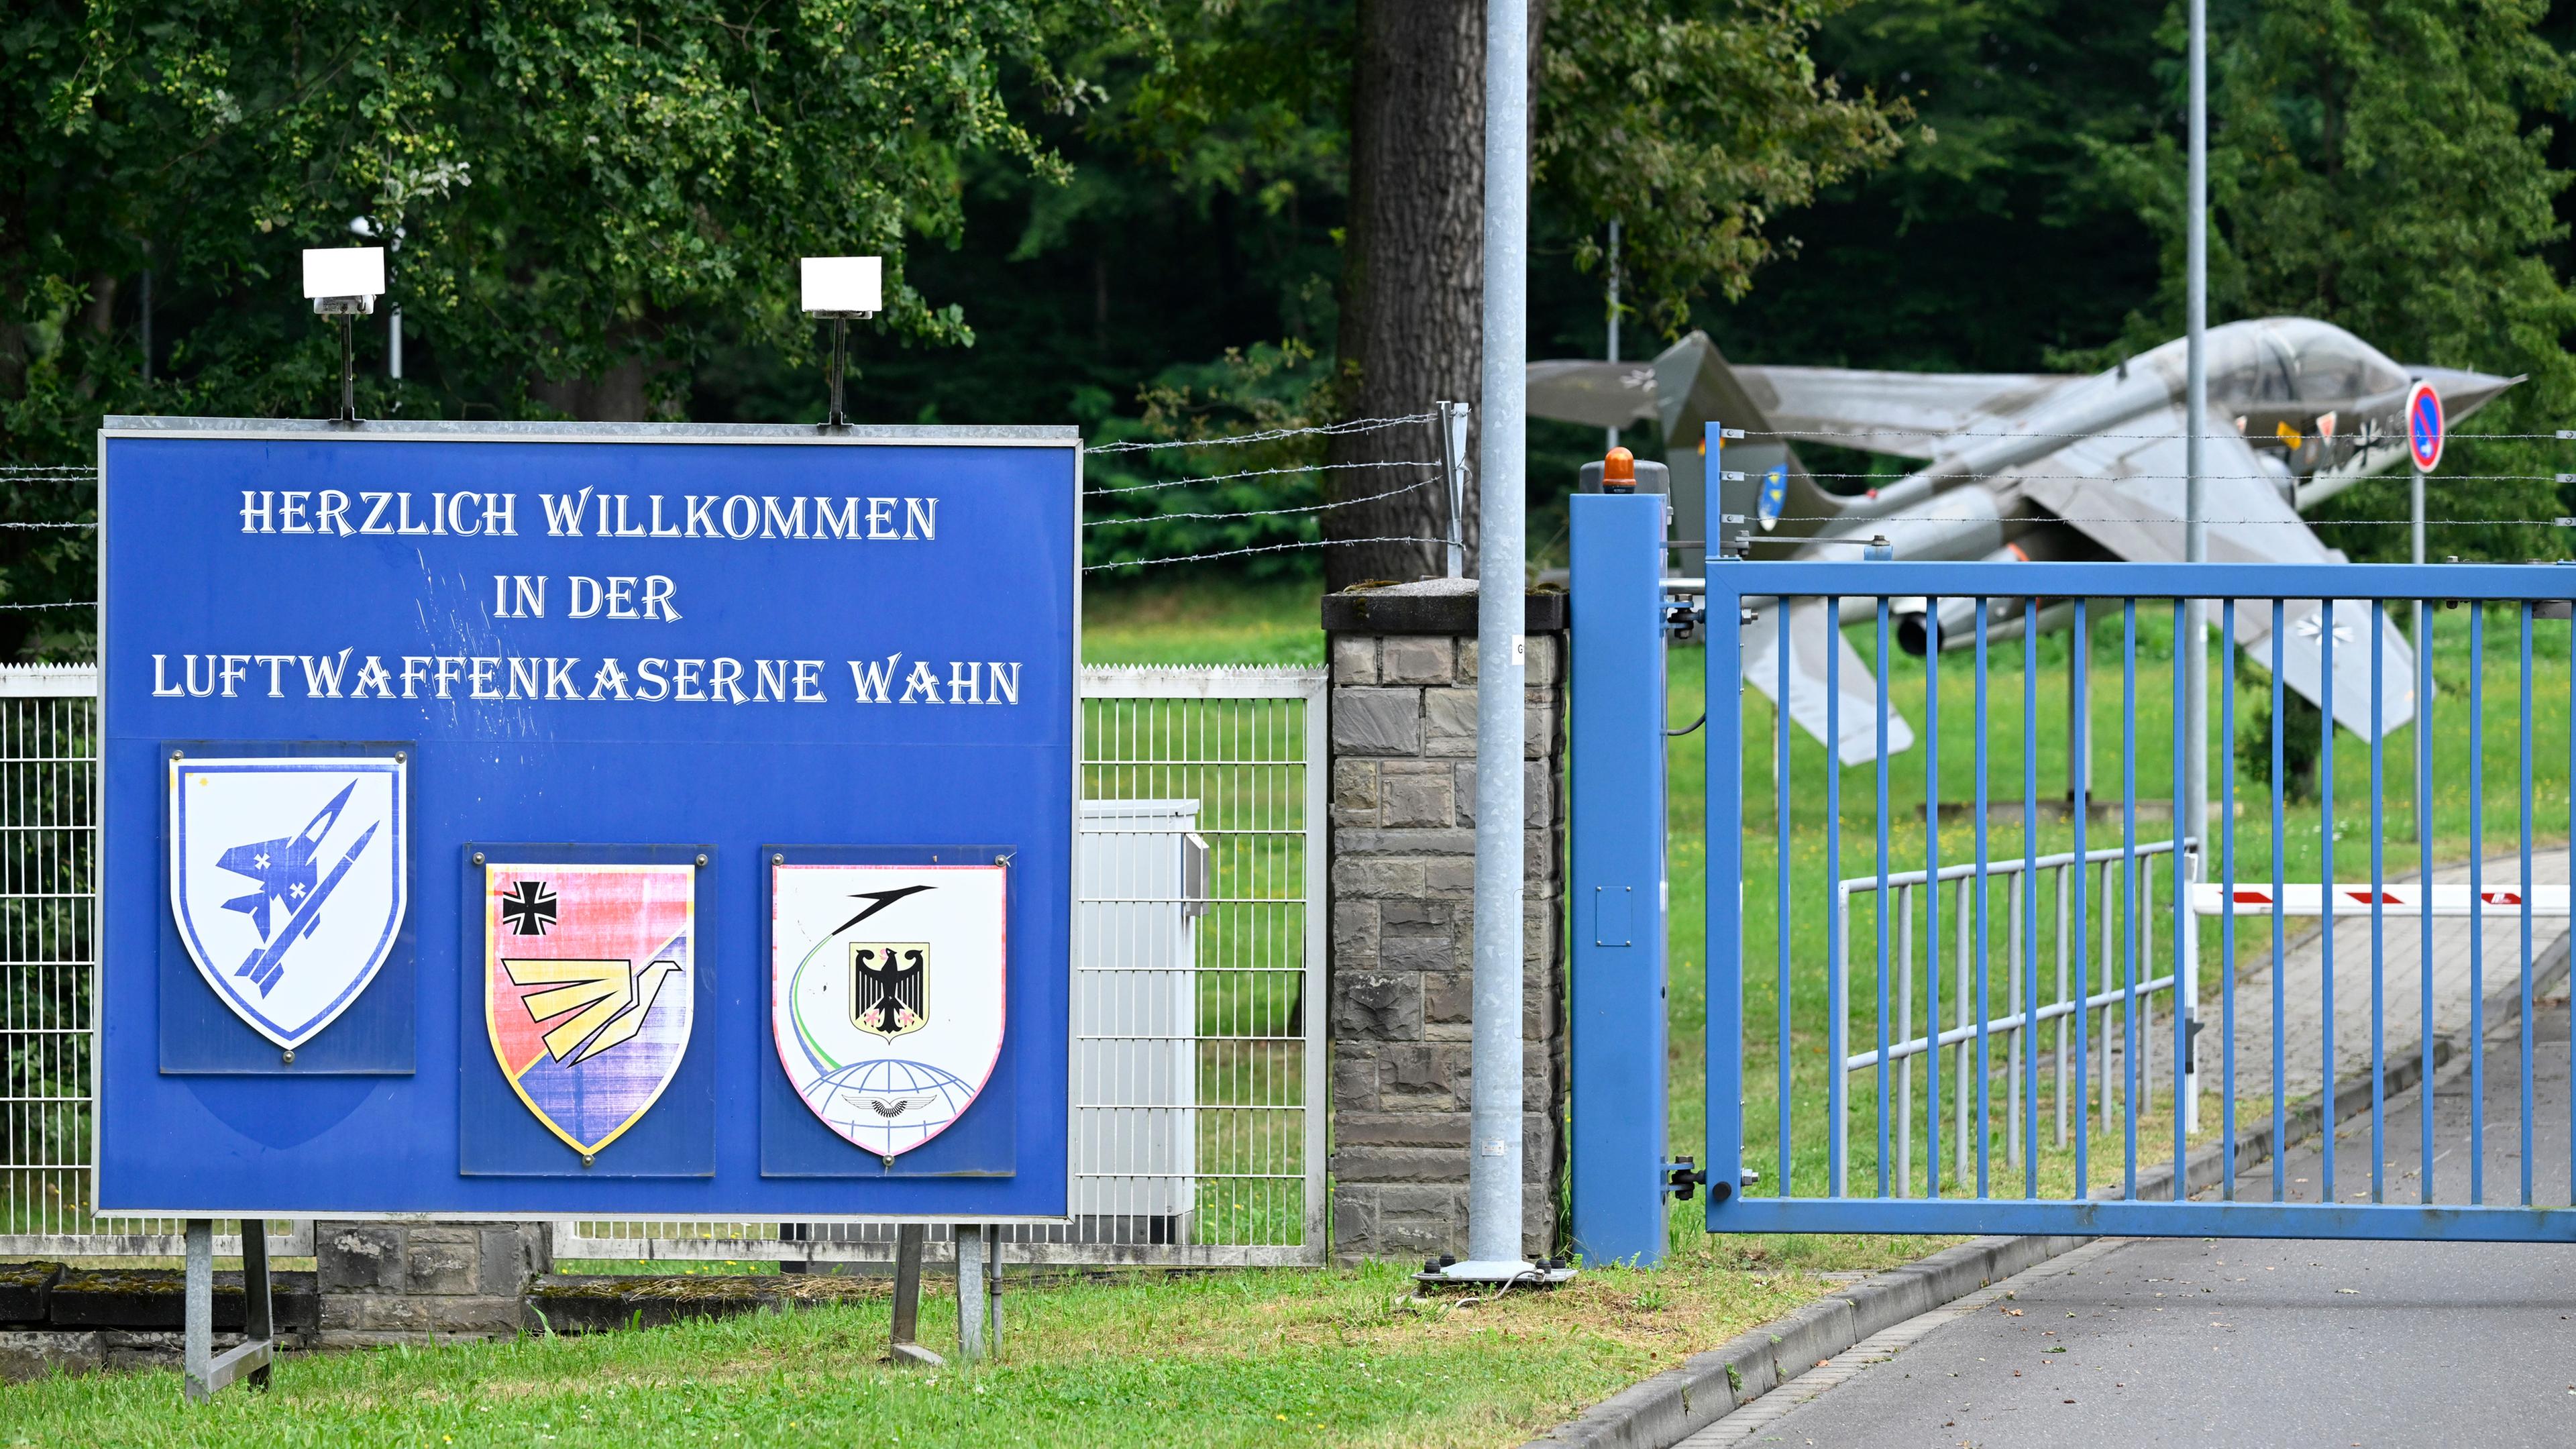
[
  {"left": 2171, "top": 597, "right": 2189, "bottom": 1199},
  {"left": 2568, "top": 607, "right": 2575, "bottom": 1210},
  {"left": 1954, "top": 875, "right": 1969, "bottom": 1181},
  {"left": 2370, "top": 598, "right": 2386, "bottom": 1205},
  {"left": 2104, "top": 825, "right": 2118, "bottom": 1128},
  {"left": 2520, "top": 602, "right": 2536, "bottom": 1209},
  {"left": 2071, "top": 598, "right": 2090, "bottom": 1199},
  {"left": 2320, "top": 599, "right": 2338, "bottom": 1205},
  {"left": 2056, "top": 858, "right": 2071, "bottom": 1152},
  {"left": 2024, "top": 598, "right": 2041, "bottom": 1195},
  {"left": 1834, "top": 888, "right": 1849, "bottom": 1197},
  {"left": 1707, "top": 567, "right": 1743, "bottom": 1218},
  {"left": 1974, "top": 598, "right": 1992, "bottom": 1198},
  {"left": 2418, "top": 598, "right": 2436, "bottom": 1204},
  {"left": 2121, "top": 598, "right": 2140, "bottom": 1199},
  {"left": 1877, "top": 600, "right": 1894, "bottom": 1198},
  {"left": 1925, "top": 600, "right": 1943, "bottom": 1197},
  {"left": 1898, "top": 885, "right": 1913, "bottom": 1197},
  {"left": 2271, "top": 600, "right": 2288, "bottom": 1202},
  {"left": 2008, "top": 870, "right": 2023, "bottom": 1175},
  {"left": 2471, "top": 606, "right": 2487, "bottom": 1206},
  {"left": 1778, "top": 598, "right": 1794, "bottom": 1197},
  {"left": 1827, "top": 596, "right": 1845, "bottom": 1197},
  {"left": 2145, "top": 863, "right": 2156, "bottom": 1113},
  {"left": 2220, "top": 598, "right": 2239, "bottom": 1199}
]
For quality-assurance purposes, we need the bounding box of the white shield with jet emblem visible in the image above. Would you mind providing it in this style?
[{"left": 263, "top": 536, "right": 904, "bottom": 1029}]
[
  {"left": 771, "top": 861, "right": 1006, "bottom": 1158},
  {"left": 168, "top": 756, "right": 407, "bottom": 1050}
]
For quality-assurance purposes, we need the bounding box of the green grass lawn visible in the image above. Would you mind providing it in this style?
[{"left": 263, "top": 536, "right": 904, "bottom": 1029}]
[
  {"left": 0, "top": 1243, "right": 1937, "bottom": 1448},
  {"left": 1084, "top": 580, "right": 1326, "bottom": 667}
]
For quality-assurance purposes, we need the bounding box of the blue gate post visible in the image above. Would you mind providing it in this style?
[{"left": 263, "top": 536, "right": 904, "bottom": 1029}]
[{"left": 1569, "top": 484, "right": 1671, "bottom": 1265}]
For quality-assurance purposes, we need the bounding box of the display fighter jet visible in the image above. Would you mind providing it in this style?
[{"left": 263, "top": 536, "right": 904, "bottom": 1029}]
[{"left": 1529, "top": 317, "right": 2521, "bottom": 764}]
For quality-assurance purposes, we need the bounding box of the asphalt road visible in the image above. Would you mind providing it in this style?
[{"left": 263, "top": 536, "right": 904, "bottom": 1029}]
[{"left": 1731, "top": 1006, "right": 2576, "bottom": 1448}]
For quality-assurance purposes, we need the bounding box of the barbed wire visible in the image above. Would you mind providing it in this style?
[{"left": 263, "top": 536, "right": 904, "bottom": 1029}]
[
  {"left": 1756, "top": 515, "right": 2576, "bottom": 528},
  {"left": 0, "top": 601, "right": 93, "bottom": 610},
  {"left": 1083, "top": 535, "right": 1450, "bottom": 573},
  {"left": 1793, "top": 470, "right": 2576, "bottom": 484},
  {"left": 1086, "top": 458, "right": 1440, "bottom": 498},
  {"left": 1083, "top": 413, "right": 1434, "bottom": 455},
  {"left": 1085, "top": 474, "right": 1437, "bottom": 529},
  {"left": 1731, "top": 426, "right": 2576, "bottom": 444},
  {"left": 0, "top": 522, "right": 94, "bottom": 530}
]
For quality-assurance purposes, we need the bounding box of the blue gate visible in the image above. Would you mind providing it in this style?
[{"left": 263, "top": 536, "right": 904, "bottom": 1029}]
[{"left": 1569, "top": 491, "right": 2576, "bottom": 1259}]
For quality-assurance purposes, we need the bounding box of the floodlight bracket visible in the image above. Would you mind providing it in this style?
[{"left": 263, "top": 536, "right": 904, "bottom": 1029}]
[
  {"left": 814, "top": 311, "right": 877, "bottom": 430},
  {"left": 327, "top": 312, "right": 360, "bottom": 426},
  {"left": 311, "top": 295, "right": 376, "bottom": 317}
]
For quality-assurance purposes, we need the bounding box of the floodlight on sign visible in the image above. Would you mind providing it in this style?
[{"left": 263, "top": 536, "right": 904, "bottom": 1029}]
[
  {"left": 303, "top": 247, "right": 385, "bottom": 315},
  {"left": 802, "top": 256, "right": 883, "bottom": 318},
  {"left": 803, "top": 256, "right": 883, "bottom": 430}
]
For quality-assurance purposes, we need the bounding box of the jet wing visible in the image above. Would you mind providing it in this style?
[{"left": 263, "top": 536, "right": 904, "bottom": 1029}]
[
  {"left": 1735, "top": 366, "right": 2087, "bottom": 460},
  {"left": 1742, "top": 596, "right": 1918, "bottom": 768},
  {"left": 2004, "top": 405, "right": 2416, "bottom": 737},
  {"left": 1527, "top": 358, "right": 1659, "bottom": 430}
]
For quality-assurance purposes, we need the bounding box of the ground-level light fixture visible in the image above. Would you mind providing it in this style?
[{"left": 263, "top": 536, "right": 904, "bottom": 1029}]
[
  {"left": 801, "top": 256, "right": 881, "bottom": 430},
  {"left": 304, "top": 246, "right": 386, "bottom": 424}
]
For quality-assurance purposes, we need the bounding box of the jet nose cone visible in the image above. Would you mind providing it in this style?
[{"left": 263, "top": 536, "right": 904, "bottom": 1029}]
[{"left": 2406, "top": 364, "right": 2523, "bottom": 423}]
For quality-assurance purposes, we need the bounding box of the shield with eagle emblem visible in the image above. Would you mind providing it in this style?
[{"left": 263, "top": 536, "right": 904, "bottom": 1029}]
[
  {"left": 484, "top": 862, "right": 696, "bottom": 1159},
  {"left": 771, "top": 861, "right": 1006, "bottom": 1158}
]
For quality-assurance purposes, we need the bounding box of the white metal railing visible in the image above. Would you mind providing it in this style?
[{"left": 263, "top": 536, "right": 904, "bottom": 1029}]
[{"left": 1833, "top": 839, "right": 2191, "bottom": 1196}]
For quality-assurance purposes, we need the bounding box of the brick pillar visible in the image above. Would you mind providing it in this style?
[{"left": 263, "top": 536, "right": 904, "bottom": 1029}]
[
  {"left": 315, "top": 1220, "right": 551, "bottom": 1345},
  {"left": 1322, "top": 578, "right": 1568, "bottom": 1265}
]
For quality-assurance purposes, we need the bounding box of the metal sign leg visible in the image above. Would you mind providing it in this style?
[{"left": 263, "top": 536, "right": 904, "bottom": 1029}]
[
  {"left": 955, "top": 1224, "right": 987, "bottom": 1362},
  {"left": 887, "top": 1224, "right": 943, "bottom": 1368},
  {"left": 184, "top": 1218, "right": 275, "bottom": 1403},
  {"left": 985, "top": 1230, "right": 1004, "bottom": 1358}
]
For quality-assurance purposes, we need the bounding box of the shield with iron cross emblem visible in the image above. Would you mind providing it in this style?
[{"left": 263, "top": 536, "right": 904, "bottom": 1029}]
[{"left": 484, "top": 862, "right": 696, "bottom": 1159}]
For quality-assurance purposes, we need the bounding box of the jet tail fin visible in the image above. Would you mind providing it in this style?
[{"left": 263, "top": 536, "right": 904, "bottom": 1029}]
[{"left": 1654, "top": 332, "right": 1854, "bottom": 571}]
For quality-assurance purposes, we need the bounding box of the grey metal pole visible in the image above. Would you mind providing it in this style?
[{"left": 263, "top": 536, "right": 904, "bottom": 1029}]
[
  {"left": 182, "top": 1218, "right": 213, "bottom": 1402},
  {"left": 2411, "top": 464, "right": 2426, "bottom": 564},
  {"left": 1441, "top": 401, "right": 1470, "bottom": 579},
  {"left": 390, "top": 305, "right": 403, "bottom": 381},
  {"left": 2179, "top": 0, "right": 2209, "bottom": 1134},
  {"left": 1467, "top": 0, "right": 1532, "bottom": 1274},
  {"left": 1605, "top": 218, "right": 1621, "bottom": 454},
  {"left": 955, "top": 1224, "right": 987, "bottom": 1361}
]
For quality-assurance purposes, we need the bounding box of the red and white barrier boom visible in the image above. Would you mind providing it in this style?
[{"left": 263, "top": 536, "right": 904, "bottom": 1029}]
[{"left": 2188, "top": 883, "right": 2573, "bottom": 917}]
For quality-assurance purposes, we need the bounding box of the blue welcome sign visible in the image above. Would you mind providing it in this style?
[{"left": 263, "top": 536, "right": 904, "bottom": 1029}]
[{"left": 98, "top": 419, "right": 1077, "bottom": 1220}]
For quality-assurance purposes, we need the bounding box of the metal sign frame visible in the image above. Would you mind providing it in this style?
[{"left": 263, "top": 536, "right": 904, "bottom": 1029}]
[{"left": 96, "top": 417, "right": 1081, "bottom": 1223}]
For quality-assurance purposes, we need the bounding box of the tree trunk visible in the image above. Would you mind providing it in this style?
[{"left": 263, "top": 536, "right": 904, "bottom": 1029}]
[{"left": 1324, "top": 0, "right": 1485, "bottom": 588}]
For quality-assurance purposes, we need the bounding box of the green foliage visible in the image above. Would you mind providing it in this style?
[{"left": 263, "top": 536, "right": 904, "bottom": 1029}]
[
  {"left": 1078, "top": 340, "right": 1354, "bottom": 580},
  {"left": 1538, "top": 0, "right": 1913, "bottom": 338},
  {"left": 1703, "top": 0, "right": 2174, "bottom": 371},
  {"left": 2092, "top": 0, "right": 2576, "bottom": 561}
]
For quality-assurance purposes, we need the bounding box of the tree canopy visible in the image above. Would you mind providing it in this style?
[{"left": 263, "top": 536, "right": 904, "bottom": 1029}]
[{"left": 5, "top": 0, "right": 2576, "bottom": 627}]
